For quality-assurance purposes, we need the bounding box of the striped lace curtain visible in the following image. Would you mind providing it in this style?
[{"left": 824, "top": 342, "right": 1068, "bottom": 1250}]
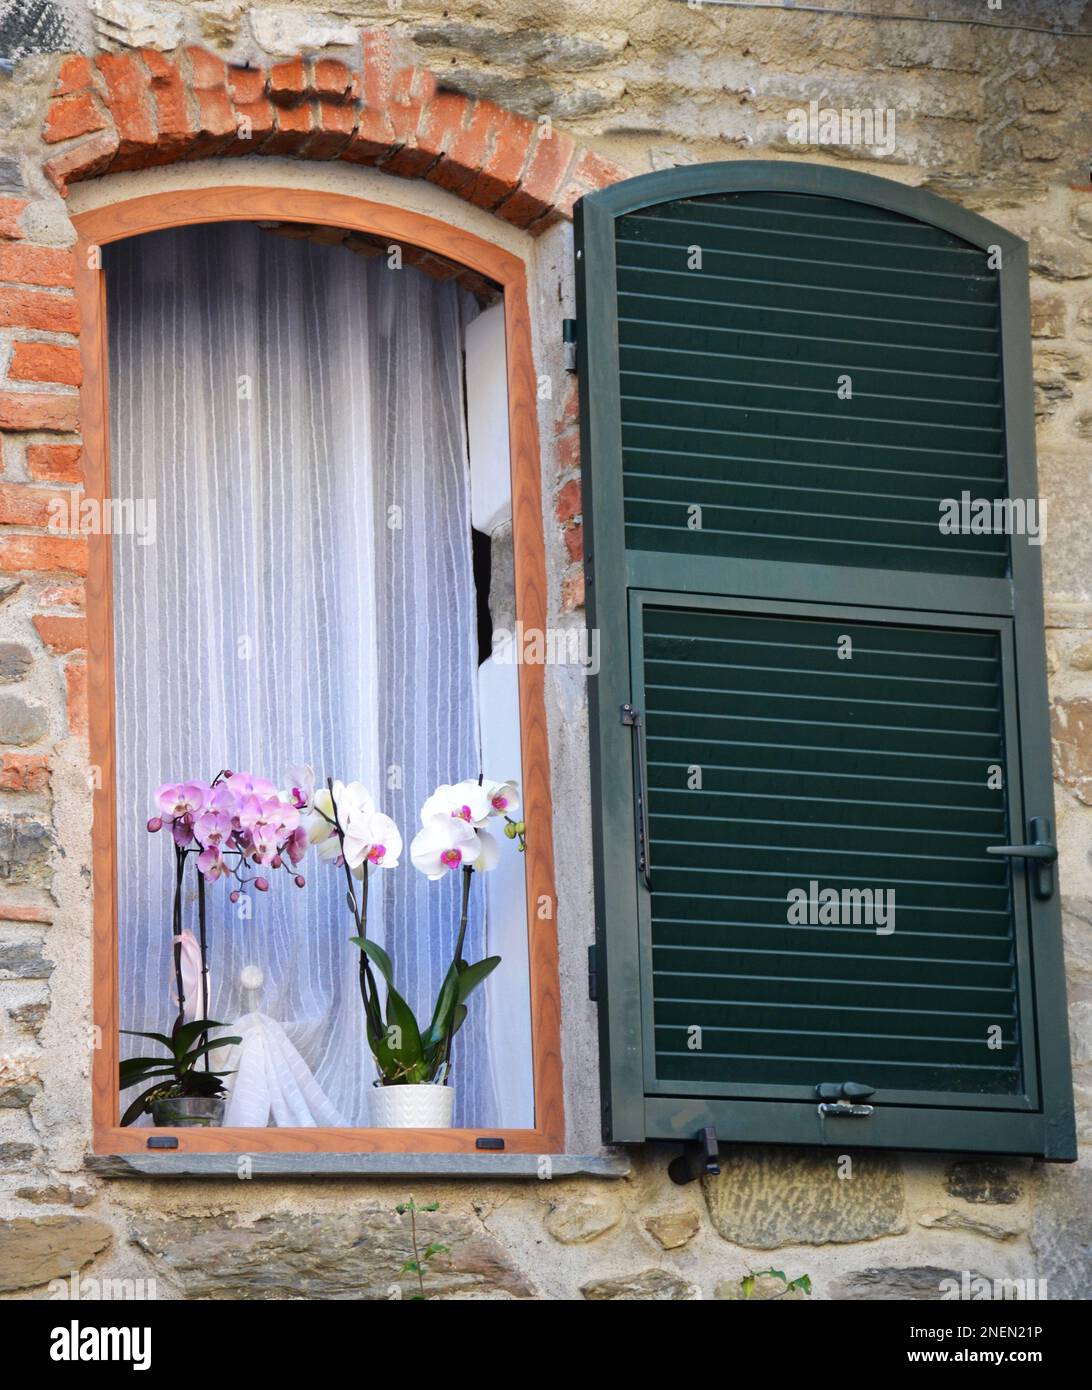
[{"left": 108, "top": 222, "right": 501, "bottom": 1127}]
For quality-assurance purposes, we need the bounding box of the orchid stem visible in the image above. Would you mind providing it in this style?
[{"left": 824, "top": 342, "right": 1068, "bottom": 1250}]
[
  {"left": 171, "top": 843, "right": 186, "bottom": 1035},
  {"left": 196, "top": 863, "right": 209, "bottom": 1069}
]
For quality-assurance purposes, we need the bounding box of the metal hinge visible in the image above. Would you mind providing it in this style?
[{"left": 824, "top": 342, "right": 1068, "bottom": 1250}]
[
  {"left": 562, "top": 318, "right": 577, "bottom": 373},
  {"left": 587, "top": 944, "right": 598, "bottom": 1001},
  {"left": 816, "top": 1081, "right": 875, "bottom": 1117}
]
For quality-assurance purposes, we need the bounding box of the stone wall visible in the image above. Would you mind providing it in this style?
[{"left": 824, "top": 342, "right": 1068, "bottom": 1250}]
[{"left": 0, "top": 0, "right": 1090, "bottom": 1300}]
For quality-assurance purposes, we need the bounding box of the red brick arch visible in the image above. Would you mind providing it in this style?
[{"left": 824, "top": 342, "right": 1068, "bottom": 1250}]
[{"left": 41, "top": 29, "right": 629, "bottom": 231}]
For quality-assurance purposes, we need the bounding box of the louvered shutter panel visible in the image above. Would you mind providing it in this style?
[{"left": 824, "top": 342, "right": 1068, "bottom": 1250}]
[{"left": 576, "top": 163, "right": 1076, "bottom": 1159}]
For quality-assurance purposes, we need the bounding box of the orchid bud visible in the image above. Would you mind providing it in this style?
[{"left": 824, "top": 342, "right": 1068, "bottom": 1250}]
[
  {"left": 254, "top": 877, "right": 269, "bottom": 892},
  {"left": 147, "top": 816, "right": 163, "bottom": 832},
  {"left": 294, "top": 875, "right": 305, "bottom": 888},
  {"left": 272, "top": 855, "right": 283, "bottom": 869},
  {"left": 504, "top": 821, "right": 516, "bottom": 839},
  {"left": 230, "top": 890, "right": 241, "bottom": 904}
]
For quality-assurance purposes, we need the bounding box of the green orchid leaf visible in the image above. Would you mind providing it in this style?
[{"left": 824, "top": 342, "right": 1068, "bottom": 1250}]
[
  {"left": 170, "top": 1019, "right": 229, "bottom": 1059},
  {"left": 119, "top": 1029, "right": 176, "bottom": 1051},
  {"left": 120, "top": 1083, "right": 167, "bottom": 1127},
  {"left": 425, "top": 963, "right": 460, "bottom": 1046},
  {"left": 350, "top": 937, "right": 395, "bottom": 986},
  {"left": 455, "top": 956, "right": 501, "bottom": 1005},
  {"left": 175, "top": 1036, "right": 241, "bottom": 1074},
  {"left": 119, "top": 1057, "right": 176, "bottom": 1082}
]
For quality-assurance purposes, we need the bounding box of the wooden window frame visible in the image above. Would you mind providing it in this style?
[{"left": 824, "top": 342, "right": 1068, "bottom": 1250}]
[
  {"left": 77, "top": 186, "right": 564, "bottom": 1155},
  {"left": 576, "top": 161, "right": 1076, "bottom": 1161}
]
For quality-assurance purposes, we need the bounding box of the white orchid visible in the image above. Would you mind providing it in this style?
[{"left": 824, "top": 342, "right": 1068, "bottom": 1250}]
[
  {"left": 410, "top": 813, "right": 483, "bottom": 880},
  {"left": 411, "top": 775, "right": 521, "bottom": 878},
  {"left": 308, "top": 780, "right": 402, "bottom": 876},
  {"left": 420, "top": 780, "right": 493, "bottom": 829}
]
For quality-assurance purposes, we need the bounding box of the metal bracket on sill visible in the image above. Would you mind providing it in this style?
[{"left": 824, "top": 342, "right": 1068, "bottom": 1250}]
[
  {"left": 816, "top": 1081, "right": 875, "bottom": 1117},
  {"left": 667, "top": 1125, "right": 720, "bottom": 1185}
]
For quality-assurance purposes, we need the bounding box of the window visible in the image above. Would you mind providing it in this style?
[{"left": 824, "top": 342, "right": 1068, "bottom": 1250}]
[
  {"left": 577, "top": 163, "right": 1076, "bottom": 1159},
  {"left": 80, "top": 188, "right": 562, "bottom": 1155}
]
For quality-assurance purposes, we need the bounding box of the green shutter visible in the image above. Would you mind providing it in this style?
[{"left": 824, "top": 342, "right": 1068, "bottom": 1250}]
[{"left": 576, "top": 162, "right": 1076, "bottom": 1160}]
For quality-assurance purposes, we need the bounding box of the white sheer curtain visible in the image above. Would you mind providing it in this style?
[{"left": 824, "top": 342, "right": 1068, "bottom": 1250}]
[{"left": 109, "top": 222, "right": 502, "bottom": 1127}]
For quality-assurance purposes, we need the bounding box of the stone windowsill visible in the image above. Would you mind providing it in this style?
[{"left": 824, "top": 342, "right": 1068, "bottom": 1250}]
[{"left": 85, "top": 1151, "right": 632, "bottom": 1180}]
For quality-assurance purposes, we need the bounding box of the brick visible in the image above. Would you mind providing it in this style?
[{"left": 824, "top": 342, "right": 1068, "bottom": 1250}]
[
  {"left": 556, "top": 429, "right": 580, "bottom": 473},
  {"left": 54, "top": 55, "right": 95, "bottom": 98},
  {"left": 307, "top": 100, "right": 356, "bottom": 160},
  {"left": 556, "top": 477, "right": 582, "bottom": 524},
  {"left": 32, "top": 614, "right": 86, "bottom": 653},
  {"left": 0, "top": 393, "right": 79, "bottom": 433},
  {"left": 360, "top": 28, "right": 394, "bottom": 106},
  {"left": 0, "top": 902, "right": 52, "bottom": 922},
  {"left": 227, "top": 66, "right": 267, "bottom": 106},
  {"left": 0, "top": 244, "right": 75, "bottom": 289},
  {"left": 260, "top": 104, "right": 313, "bottom": 157},
  {"left": 10, "top": 343, "right": 81, "bottom": 387},
  {"left": 563, "top": 522, "right": 583, "bottom": 562},
  {"left": 0, "top": 535, "right": 88, "bottom": 574},
  {"left": 0, "top": 288, "right": 77, "bottom": 335},
  {"left": 26, "top": 445, "right": 81, "bottom": 484},
  {"left": 185, "top": 47, "right": 236, "bottom": 157},
  {"left": 143, "top": 50, "right": 196, "bottom": 163},
  {"left": 341, "top": 107, "right": 397, "bottom": 165},
  {"left": 560, "top": 565, "right": 584, "bottom": 612},
  {"left": 381, "top": 67, "right": 442, "bottom": 178},
  {"left": 570, "top": 148, "right": 631, "bottom": 192},
  {"left": 65, "top": 659, "right": 87, "bottom": 737},
  {"left": 555, "top": 149, "right": 633, "bottom": 222},
  {"left": 0, "top": 483, "right": 66, "bottom": 527},
  {"left": 96, "top": 53, "right": 157, "bottom": 171},
  {"left": 44, "top": 92, "right": 108, "bottom": 145},
  {"left": 314, "top": 59, "right": 352, "bottom": 101},
  {"left": 44, "top": 131, "right": 121, "bottom": 195},
  {"left": 269, "top": 56, "right": 307, "bottom": 106},
  {"left": 423, "top": 94, "right": 483, "bottom": 195},
  {"left": 463, "top": 108, "right": 538, "bottom": 211},
  {"left": 39, "top": 581, "right": 85, "bottom": 607},
  {"left": 0, "top": 754, "right": 50, "bottom": 793},
  {"left": 496, "top": 129, "right": 577, "bottom": 231},
  {"left": 0, "top": 199, "right": 26, "bottom": 241}
]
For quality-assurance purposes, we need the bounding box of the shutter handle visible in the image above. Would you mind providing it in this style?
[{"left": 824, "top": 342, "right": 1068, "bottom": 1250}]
[
  {"left": 621, "top": 704, "right": 652, "bottom": 892},
  {"left": 986, "top": 816, "right": 1057, "bottom": 899}
]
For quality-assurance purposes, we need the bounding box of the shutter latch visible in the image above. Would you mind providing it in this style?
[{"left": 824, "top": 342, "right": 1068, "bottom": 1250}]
[
  {"left": 986, "top": 815, "right": 1057, "bottom": 900},
  {"left": 816, "top": 1081, "right": 875, "bottom": 1117}
]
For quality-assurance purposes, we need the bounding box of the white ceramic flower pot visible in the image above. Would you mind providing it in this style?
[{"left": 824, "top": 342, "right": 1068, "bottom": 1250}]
[{"left": 370, "top": 1083, "right": 455, "bottom": 1128}]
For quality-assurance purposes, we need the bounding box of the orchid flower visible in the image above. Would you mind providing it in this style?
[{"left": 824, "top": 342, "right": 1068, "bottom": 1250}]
[
  {"left": 309, "top": 780, "right": 401, "bottom": 876},
  {"left": 420, "top": 780, "right": 493, "bottom": 828},
  {"left": 482, "top": 779, "right": 520, "bottom": 819},
  {"left": 284, "top": 763, "right": 315, "bottom": 812},
  {"left": 410, "top": 812, "right": 483, "bottom": 880}
]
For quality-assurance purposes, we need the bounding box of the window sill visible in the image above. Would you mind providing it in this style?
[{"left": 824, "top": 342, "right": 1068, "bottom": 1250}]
[{"left": 84, "top": 1151, "right": 631, "bottom": 1180}]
